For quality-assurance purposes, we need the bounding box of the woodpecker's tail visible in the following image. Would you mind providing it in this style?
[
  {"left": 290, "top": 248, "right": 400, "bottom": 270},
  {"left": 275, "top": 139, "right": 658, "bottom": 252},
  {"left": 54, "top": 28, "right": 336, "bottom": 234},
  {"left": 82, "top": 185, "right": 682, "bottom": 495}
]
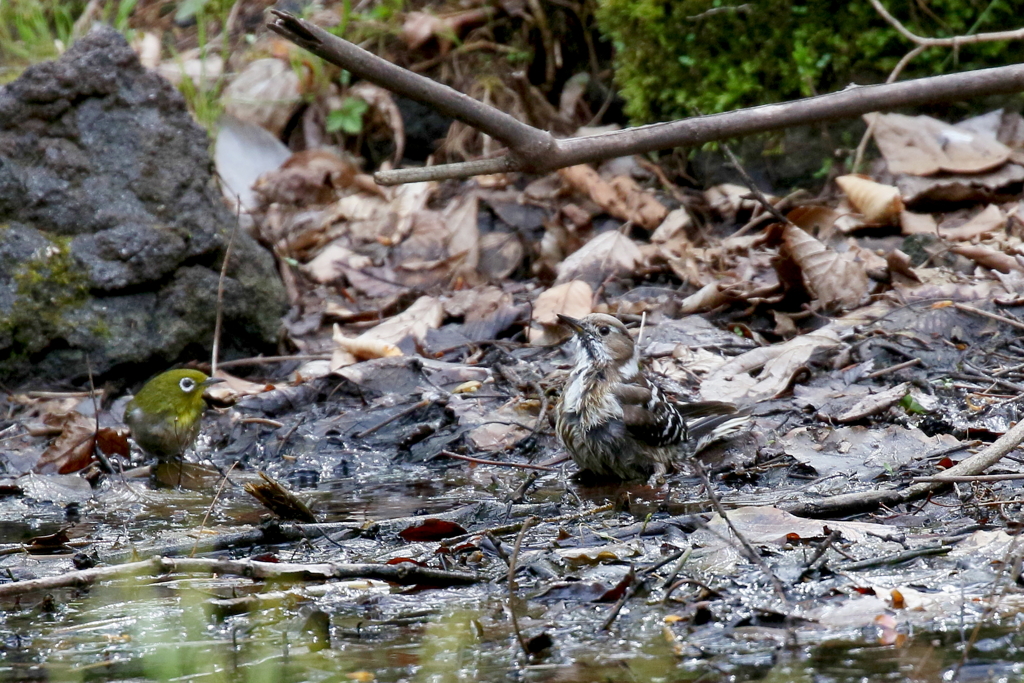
[{"left": 688, "top": 410, "right": 751, "bottom": 454}]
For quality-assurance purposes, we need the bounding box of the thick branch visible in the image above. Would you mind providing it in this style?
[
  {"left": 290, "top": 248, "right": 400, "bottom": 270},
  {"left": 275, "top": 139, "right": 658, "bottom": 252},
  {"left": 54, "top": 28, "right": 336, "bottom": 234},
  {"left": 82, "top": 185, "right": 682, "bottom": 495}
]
[{"left": 268, "top": 10, "right": 1024, "bottom": 185}]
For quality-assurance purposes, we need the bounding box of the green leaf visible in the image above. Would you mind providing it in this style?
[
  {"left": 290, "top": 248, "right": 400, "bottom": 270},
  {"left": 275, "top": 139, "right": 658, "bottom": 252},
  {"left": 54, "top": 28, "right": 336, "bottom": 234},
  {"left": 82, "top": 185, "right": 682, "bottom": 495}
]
[
  {"left": 899, "top": 393, "right": 927, "bottom": 415},
  {"left": 326, "top": 97, "right": 370, "bottom": 135}
]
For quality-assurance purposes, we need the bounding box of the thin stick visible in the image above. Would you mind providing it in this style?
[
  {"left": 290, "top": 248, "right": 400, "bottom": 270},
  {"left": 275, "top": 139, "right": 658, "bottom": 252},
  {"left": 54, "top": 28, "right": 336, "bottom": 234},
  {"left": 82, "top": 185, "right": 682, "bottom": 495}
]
[
  {"left": 692, "top": 460, "right": 788, "bottom": 603},
  {"left": 84, "top": 354, "right": 113, "bottom": 474},
  {"left": 439, "top": 451, "right": 556, "bottom": 471},
  {"left": 217, "top": 354, "right": 332, "bottom": 369},
  {"left": 353, "top": 399, "right": 431, "bottom": 438},
  {"left": 508, "top": 516, "right": 538, "bottom": 657},
  {"left": 211, "top": 210, "right": 241, "bottom": 376},
  {"left": 953, "top": 302, "right": 1024, "bottom": 333},
  {"left": 913, "top": 473, "right": 1024, "bottom": 483},
  {"left": 190, "top": 462, "right": 238, "bottom": 558},
  {"left": 865, "top": 358, "right": 921, "bottom": 379}
]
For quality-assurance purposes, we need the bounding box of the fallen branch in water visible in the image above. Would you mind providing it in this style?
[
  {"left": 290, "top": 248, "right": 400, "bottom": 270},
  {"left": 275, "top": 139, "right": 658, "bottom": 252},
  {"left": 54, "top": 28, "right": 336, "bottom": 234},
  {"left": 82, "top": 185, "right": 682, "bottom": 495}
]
[
  {"left": 785, "top": 419, "right": 1024, "bottom": 518},
  {"left": 0, "top": 555, "right": 483, "bottom": 600}
]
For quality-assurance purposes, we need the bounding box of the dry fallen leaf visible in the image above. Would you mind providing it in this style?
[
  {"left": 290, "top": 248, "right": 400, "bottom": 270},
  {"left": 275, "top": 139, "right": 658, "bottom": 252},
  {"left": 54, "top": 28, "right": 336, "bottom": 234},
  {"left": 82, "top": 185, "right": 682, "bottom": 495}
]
[
  {"left": 778, "top": 224, "right": 869, "bottom": 313},
  {"left": 303, "top": 243, "right": 374, "bottom": 285},
  {"left": 254, "top": 149, "right": 358, "bottom": 206},
  {"left": 835, "top": 175, "right": 903, "bottom": 225},
  {"left": 332, "top": 323, "right": 402, "bottom": 370},
  {"left": 900, "top": 211, "right": 938, "bottom": 236},
  {"left": 529, "top": 280, "right": 593, "bottom": 344},
  {"left": 35, "top": 412, "right": 96, "bottom": 474},
  {"left": 349, "top": 81, "right": 406, "bottom": 165},
  {"left": 558, "top": 165, "right": 667, "bottom": 230},
  {"left": 940, "top": 204, "right": 1006, "bottom": 241},
  {"left": 950, "top": 243, "right": 1024, "bottom": 273},
  {"left": 556, "top": 230, "right": 642, "bottom": 286},
  {"left": 701, "top": 328, "right": 844, "bottom": 403},
  {"left": 868, "top": 112, "right": 1012, "bottom": 176}
]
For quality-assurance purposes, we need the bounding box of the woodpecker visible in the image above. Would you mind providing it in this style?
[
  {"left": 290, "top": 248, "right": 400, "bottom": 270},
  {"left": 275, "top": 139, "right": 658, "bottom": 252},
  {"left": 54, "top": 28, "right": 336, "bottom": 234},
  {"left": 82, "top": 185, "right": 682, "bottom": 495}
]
[{"left": 554, "top": 313, "right": 749, "bottom": 481}]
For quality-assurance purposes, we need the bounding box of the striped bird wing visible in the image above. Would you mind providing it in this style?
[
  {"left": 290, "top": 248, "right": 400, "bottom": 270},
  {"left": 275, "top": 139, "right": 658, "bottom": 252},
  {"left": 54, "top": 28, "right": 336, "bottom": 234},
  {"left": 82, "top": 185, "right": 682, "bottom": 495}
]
[{"left": 612, "top": 378, "right": 744, "bottom": 449}]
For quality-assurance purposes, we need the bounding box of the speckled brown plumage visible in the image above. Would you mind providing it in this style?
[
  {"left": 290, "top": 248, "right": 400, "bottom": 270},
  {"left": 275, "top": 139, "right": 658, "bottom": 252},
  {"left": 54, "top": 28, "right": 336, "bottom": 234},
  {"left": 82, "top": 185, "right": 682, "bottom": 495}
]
[{"left": 554, "top": 314, "right": 749, "bottom": 481}]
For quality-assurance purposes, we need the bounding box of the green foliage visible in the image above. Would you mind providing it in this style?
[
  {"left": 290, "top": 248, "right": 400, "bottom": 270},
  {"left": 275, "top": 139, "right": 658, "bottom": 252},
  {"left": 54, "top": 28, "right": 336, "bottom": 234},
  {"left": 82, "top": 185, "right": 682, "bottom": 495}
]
[
  {"left": 327, "top": 97, "right": 371, "bottom": 135},
  {"left": 595, "top": 0, "right": 1024, "bottom": 122},
  {"left": 0, "top": 0, "right": 84, "bottom": 80}
]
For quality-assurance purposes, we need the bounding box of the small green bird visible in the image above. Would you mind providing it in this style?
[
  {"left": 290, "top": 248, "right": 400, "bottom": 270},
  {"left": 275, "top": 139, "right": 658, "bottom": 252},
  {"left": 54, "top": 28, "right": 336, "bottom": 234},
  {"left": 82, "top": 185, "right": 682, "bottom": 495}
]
[{"left": 124, "top": 369, "right": 223, "bottom": 460}]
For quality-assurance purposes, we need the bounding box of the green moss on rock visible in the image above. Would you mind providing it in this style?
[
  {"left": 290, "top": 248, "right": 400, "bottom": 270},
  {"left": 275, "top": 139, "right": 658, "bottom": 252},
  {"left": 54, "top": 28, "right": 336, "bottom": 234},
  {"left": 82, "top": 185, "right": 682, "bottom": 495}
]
[{"left": 1, "top": 235, "right": 89, "bottom": 357}]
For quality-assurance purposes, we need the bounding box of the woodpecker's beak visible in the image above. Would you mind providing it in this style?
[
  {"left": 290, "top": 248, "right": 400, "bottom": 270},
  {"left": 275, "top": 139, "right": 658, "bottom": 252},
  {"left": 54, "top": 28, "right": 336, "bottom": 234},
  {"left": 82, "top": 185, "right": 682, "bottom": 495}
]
[
  {"left": 201, "top": 377, "right": 226, "bottom": 387},
  {"left": 557, "top": 314, "right": 586, "bottom": 335}
]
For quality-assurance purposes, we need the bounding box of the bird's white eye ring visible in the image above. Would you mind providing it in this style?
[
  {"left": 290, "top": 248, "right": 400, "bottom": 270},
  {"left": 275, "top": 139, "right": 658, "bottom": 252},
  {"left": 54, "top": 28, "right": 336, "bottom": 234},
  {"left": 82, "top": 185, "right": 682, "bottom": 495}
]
[
  {"left": 599, "top": 326, "right": 610, "bottom": 336},
  {"left": 179, "top": 377, "right": 196, "bottom": 392}
]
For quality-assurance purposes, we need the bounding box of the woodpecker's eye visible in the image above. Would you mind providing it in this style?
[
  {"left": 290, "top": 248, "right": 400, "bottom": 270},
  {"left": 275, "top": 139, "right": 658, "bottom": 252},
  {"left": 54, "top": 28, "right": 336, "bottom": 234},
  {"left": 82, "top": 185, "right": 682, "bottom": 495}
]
[
  {"left": 598, "top": 326, "right": 610, "bottom": 336},
  {"left": 179, "top": 377, "right": 196, "bottom": 393}
]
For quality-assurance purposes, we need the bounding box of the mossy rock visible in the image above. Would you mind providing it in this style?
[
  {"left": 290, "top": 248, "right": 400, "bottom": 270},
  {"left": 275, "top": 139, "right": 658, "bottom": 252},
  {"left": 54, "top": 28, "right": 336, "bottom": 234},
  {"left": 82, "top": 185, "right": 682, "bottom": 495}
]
[{"left": 0, "top": 27, "right": 286, "bottom": 384}]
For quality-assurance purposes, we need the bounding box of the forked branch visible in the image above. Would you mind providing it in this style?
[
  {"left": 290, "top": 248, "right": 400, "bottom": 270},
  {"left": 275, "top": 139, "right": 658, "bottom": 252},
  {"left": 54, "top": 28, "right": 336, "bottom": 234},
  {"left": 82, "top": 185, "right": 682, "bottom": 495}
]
[{"left": 268, "top": 10, "right": 1024, "bottom": 186}]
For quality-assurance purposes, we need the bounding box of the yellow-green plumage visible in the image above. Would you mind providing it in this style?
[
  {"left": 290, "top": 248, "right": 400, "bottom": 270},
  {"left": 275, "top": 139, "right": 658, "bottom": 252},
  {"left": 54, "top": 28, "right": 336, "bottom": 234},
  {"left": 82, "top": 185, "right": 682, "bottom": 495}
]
[{"left": 124, "top": 369, "right": 218, "bottom": 459}]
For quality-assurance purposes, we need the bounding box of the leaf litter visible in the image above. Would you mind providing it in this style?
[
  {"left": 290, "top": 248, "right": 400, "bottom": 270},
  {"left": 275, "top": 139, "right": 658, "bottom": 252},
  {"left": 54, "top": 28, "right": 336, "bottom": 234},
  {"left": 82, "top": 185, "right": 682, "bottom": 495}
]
[{"left": 12, "top": 99, "right": 1024, "bottom": 681}]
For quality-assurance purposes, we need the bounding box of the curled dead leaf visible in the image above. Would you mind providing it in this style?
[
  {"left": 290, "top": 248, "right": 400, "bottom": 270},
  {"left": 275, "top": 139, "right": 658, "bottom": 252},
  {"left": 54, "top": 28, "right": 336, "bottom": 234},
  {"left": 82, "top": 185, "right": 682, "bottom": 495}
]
[
  {"left": 835, "top": 175, "right": 903, "bottom": 225},
  {"left": 779, "top": 224, "right": 869, "bottom": 313},
  {"left": 222, "top": 58, "right": 301, "bottom": 136},
  {"left": 940, "top": 204, "right": 1005, "bottom": 241},
  {"left": 950, "top": 244, "right": 1024, "bottom": 273},
  {"left": 529, "top": 280, "right": 593, "bottom": 345}
]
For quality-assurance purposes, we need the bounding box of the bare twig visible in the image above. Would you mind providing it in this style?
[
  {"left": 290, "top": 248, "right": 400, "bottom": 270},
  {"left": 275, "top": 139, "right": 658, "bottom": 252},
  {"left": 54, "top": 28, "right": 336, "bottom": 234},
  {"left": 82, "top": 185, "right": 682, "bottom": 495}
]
[
  {"left": 913, "top": 473, "right": 1024, "bottom": 483},
  {"left": 953, "top": 302, "right": 1024, "bottom": 333},
  {"left": 266, "top": 10, "right": 1024, "bottom": 186},
  {"left": 853, "top": 0, "right": 1024, "bottom": 171},
  {"left": 786, "top": 416, "right": 1024, "bottom": 517},
  {"left": 835, "top": 543, "right": 950, "bottom": 571},
  {"left": 211, "top": 214, "right": 240, "bottom": 376},
  {"left": 352, "top": 398, "right": 433, "bottom": 438},
  {"left": 692, "top": 460, "right": 788, "bottom": 603},
  {"left": 439, "top": 451, "right": 557, "bottom": 471},
  {"left": 864, "top": 358, "right": 921, "bottom": 379},
  {"left": 508, "top": 516, "right": 538, "bottom": 657},
  {"left": 191, "top": 462, "right": 238, "bottom": 557}
]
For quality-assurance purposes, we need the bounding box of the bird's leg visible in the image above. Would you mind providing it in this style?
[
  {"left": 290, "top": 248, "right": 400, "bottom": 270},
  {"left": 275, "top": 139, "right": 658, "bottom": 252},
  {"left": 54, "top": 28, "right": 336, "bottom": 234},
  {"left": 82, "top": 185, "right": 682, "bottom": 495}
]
[{"left": 647, "top": 462, "right": 668, "bottom": 487}]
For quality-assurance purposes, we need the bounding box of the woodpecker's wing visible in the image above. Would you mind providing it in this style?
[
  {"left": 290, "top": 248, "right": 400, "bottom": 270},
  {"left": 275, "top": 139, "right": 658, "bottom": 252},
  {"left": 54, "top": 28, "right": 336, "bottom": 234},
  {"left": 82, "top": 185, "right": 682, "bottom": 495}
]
[{"left": 612, "top": 380, "right": 741, "bottom": 449}]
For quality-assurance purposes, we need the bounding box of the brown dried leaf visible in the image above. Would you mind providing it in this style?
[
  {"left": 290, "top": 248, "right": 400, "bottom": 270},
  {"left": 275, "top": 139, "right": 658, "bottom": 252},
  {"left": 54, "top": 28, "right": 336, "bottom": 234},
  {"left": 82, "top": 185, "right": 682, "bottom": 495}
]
[
  {"left": 478, "top": 232, "right": 524, "bottom": 280},
  {"left": 35, "top": 412, "right": 95, "bottom": 474},
  {"left": 558, "top": 165, "right": 667, "bottom": 230},
  {"left": 529, "top": 280, "right": 593, "bottom": 345},
  {"left": 868, "top": 112, "right": 1011, "bottom": 176},
  {"left": 206, "top": 372, "right": 275, "bottom": 403},
  {"left": 900, "top": 211, "right": 938, "bottom": 236},
  {"left": 835, "top": 175, "right": 903, "bottom": 225},
  {"left": 701, "top": 328, "right": 843, "bottom": 403},
  {"left": 781, "top": 224, "right": 869, "bottom": 312},
  {"left": 886, "top": 249, "right": 921, "bottom": 283},
  {"left": 950, "top": 244, "right": 1024, "bottom": 273},
  {"left": 650, "top": 208, "right": 693, "bottom": 244},
  {"left": 787, "top": 205, "right": 839, "bottom": 237},
  {"left": 303, "top": 243, "right": 373, "bottom": 284},
  {"left": 556, "top": 231, "right": 642, "bottom": 286},
  {"left": 897, "top": 163, "right": 1024, "bottom": 205},
  {"left": 835, "top": 383, "right": 911, "bottom": 423},
  {"left": 940, "top": 204, "right": 1006, "bottom": 241},
  {"left": 332, "top": 324, "right": 402, "bottom": 370},
  {"left": 254, "top": 149, "right": 358, "bottom": 206}
]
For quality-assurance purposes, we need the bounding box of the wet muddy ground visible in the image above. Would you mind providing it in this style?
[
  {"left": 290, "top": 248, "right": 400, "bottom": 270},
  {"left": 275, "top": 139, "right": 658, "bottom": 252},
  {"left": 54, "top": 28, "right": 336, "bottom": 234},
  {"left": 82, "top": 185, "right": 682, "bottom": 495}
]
[{"left": 5, "top": 299, "right": 1024, "bottom": 682}]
